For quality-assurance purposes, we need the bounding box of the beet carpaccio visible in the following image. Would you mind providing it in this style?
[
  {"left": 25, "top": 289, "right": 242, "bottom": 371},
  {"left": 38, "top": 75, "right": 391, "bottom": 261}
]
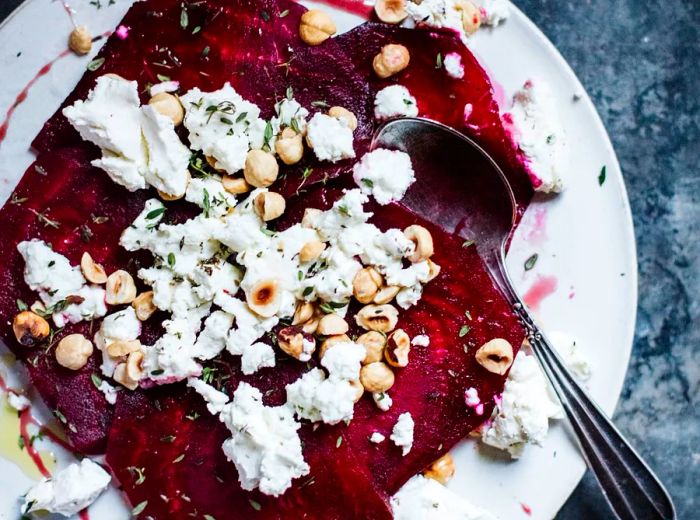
[{"left": 0, "top": 0, "right": 535, "bottom": 517}]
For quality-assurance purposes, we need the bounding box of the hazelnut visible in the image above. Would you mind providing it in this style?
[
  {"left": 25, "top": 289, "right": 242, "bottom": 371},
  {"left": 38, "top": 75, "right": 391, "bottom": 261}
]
[
  {"left": 426, "top": 258, "right": 441, "bottom": 282},
  {"left": 275, "top": 128, "right": 304, "bottom": 165},
  {"left": 456, "top": 0, "right": 481, "bottom": 35},
  {"left": 149, "top": 92, "right": 184, "bottom": 126},
  {"left": 158, "top": 189, "right": 185, "bottom": 201},
  {"left": 372, "top": 44, "right": 410, "bottom": 79},
  {"left": 299, "top": 240, "right": 326, "bottom": 263},
  {"left": 55, "top": 334, "right": 93, "bottom": 371},
  {"left": 254, "top": 191, "right": 286, "bottom": 221},
  {"left": 404, "top": 225, "right": 434, "bottom": 262},
  {"left": 125, "top": 350, "right": 145, "bottom": 382},
  {"left": 222, "top": 175, "right": 252, "bottom": 195},
  {"left": 355, "top": 304, "right": 399, "bottom": 333},
  {"left": 132, "top": 291, "right": 157, "bottom": 321},
  {"left": 205, "top": 155, "right": 225, "bottom": 172},
  {"left": 80, "top": 252, "right": 107, "bottom": 284},
  {"left": 106, "top": 339, "right": 141, "bottom": 358},
  {"left": 244, "top": 150, "right": 279, "bottom": 188},
  {"left": 246, "top": 279, "right": 280, "bottom": 317},
  {"left": 475, "top": 338, "right": 514, "bottom": 375},
  {"left": 328, "top": 106, "right": 358, "bottom": 131},
  {"left": 113, "top": 363, "right": 138, "bottom": 391},
  {"left": 423, "top": 453, "right": 455, "bottom": 485},
  {"left": 301, "top": 315, "right": 321, "bottom": 334},
  {"left": 278, "top": 326, "right": 316, "bottom": 361},
  {"left": 12, "top": 311, "right": 50, "bottom": 346},
  {"left": 317, "top": 313, "right": 349, "bottom": 336},
  {"left": 299, "top": 9, "right": 337, "bottom": 46},
  {"left": 373, "top": 285, "right": 400, "bottom": 305},
  {"left": 353, "top": 267, "right": 382, "bottom": 304},
  {"left": 349, "top": 379, "right": 364, "bottom": 402},
  {"left": 301, "top": 208, "right": 322, "bottom": 228},
  {"left": 374, "top": 0, "right": 408, "bottom": 24},
  {"left": 360, "top": 362, "right": 395, "bottom": 393},
  {"left": 292, "top": 301, "right": 316, "bottom": 325},
  {"left": 318, "top": 334, "right": 351, "bottom": 359},
  {"left": 385, "top": 329, "right": 411, "bottom": 367},
  {"left": 357, "top": 331, "right": 386, "bottom": 365},
  {"left": 69, "top": 26, "right": 92, "bottom": 55},
  {"left": 106, "top": 270, "right": 137, "bottom": 305}
]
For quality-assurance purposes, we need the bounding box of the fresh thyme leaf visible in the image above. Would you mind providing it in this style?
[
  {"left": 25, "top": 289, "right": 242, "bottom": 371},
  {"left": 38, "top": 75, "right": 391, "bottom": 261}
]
[
  {"left": 311, "top": 100, "right": 329, "bottom": 108},
  {"left": 290, "top": 117, "right": 301, "bottom": 134},
  {"left": 236, "top": 111, "right": 248, "bottom": 123},
  {"left": 173, "top": 453, "right": 185, "bottom": 463},
  {"left": 361, "top": 178, "right": 374, "bottom": 188},
  {"left": 192, "top": 26, "right": 201, "bottom": 35},
  {"left": 29, "top": 208, "right": 60, "bottom": 229},
  {"left": 336, "top": 436, "right": 343, "bottom": 448},
  {"left": 202, "top": 45, "right": 210, "bottom": 58},
  {"left": 260, "top": 10, "right": 270, "bottom": 21},
  {"left": 127, "top": 466, "right": 146, "bottom": 485},
  {"left": 203, "top": 515, "right": 216, "bottom": 520},
  {"left": 598, "top": 165, "right": 607, "bottom": 186},
  {"left": 54, "top": 409, "right": 67, "bottom": 424},
  {"left": 458, "top": 325, "right": 470, "bottom": 337},
  {"left": 524, "top": 253, "right": 538, "bottom": 271},
  {"left": 286, "top": 85, "right": 294, "bottom": 100},
  {"left": 146, "top": 207, "right": 166, "bottom": 220},
  {"left": 220, "top": 116, "right": 233, "bottom": 125},
  {"left": 180, "top": 6, "right": 189, "bottom": 29},
  {"left": 202, "top": 187, "right": 211, "bottom": 217},
  {"left": 302, "top": 286, "right": 313, "bottom": 297},
  {"left": 18, "top": 436, "right": 25, "bottom": 450},
  {"left": 462, "top": 240, "right": 474, "bottom": 248},
  {"left": 167, "top": 252, "right": 176, "bottom": 268},
  {"left": 279, "top": 9, "right": 290, "bottom": 18},
  {"left": 263, "top": 121, "right": 274, "bottom": 148},
  {"left": 16, "top": 299, "right": 28, "bottom": 311},
  {"left": 87, "top": 57, "right": 105, "bottom": 71},
  {"left": 160, "top": 435, "right": 176, "bottom": 443},
  {"left": 131, "top": 500, "right": 148, "bottom": 516},
  {"left": 249, "top": 499, "right": 262, "bottom": 511},
  {"left": 90, "top": 373, "right": 103, "bottom": 390},
  {"left": 436, "top": 52, "right": 443, "bottom": 69}
]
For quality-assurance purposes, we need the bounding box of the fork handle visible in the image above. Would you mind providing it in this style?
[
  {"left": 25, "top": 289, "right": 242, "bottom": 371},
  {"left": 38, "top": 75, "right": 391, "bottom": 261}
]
[{"left": 512, "top": 304, "right": 676, "bottom": 520}]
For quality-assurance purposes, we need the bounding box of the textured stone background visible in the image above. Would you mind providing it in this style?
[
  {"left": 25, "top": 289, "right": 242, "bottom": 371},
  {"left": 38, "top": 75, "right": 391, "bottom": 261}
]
[{"left": 1, "top": 0, "right": 698, "bottom": 518}]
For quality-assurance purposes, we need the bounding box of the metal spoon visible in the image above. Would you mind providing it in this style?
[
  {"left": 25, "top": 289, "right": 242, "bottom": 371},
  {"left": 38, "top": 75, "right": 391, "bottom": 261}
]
[{"left": 371, "top": 117, "right": 676, "bottom": 520}]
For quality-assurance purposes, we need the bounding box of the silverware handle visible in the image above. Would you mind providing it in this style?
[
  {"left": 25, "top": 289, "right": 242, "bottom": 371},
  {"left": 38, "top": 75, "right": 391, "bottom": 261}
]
[{"left": 514, "top": 307, "right": 676, "bottom": 520}]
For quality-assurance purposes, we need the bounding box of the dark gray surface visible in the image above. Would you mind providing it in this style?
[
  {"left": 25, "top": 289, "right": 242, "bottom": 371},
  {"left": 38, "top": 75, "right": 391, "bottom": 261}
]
[{"left": 1, "top": 0, "right": 697, "bottom": 518}]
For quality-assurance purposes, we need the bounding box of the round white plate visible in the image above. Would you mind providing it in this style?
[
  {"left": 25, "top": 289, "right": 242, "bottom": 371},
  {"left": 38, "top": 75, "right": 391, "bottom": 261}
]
[{"left": 0, "top": 1, "right": 636, "bottom": 519}]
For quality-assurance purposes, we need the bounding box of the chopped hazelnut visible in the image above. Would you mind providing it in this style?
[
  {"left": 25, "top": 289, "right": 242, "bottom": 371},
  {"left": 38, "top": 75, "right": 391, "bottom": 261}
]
[
  {"left": 355, "top": 304, "right": 399, "bottom": 333},
  {"left": 69, "top": 26, "right": 92, "bottom": 55},
  {"left": 357, "top": 331, "right": 386, "bottom": 365},
  {"left": 475, "top": 338, "right": 514, "bottom": 375},
  {"left": 373, "top": 285, "right": 400, "bottom": 305},
  {"left": 222, "top": 175, "right": 252, "bottom": 195},
  {"left": 360, "top": 361, "right": 395, "bottom": 393},
  {"left": 278, "top": 326, "right": 316, "bottom": 361},
  {"left": 353, "top": 267, "right": 382, "bottom": 304},
  {"left": 328, "top": 106, "right": 358, "bottom": 131},
  {"left": 404, "top": 225, "right": 434, "bottom": 262},
  {"left": 55, "top": 334, "right": 93, "bottom": 371},
  {"left": 299, "top": 240, "right": 326, "bottom": 263},
  {"left": 254, "top": 191, "right": 286, "bottom": 221},
  {"left": 275, "top": 128, "right": 304, "bottom": 165},
  {"left": 384, "top": 329, "right": 411, "bottom": 367},
  {"left": 80, "top": 252, "right": 108, "bottom": 284},
  {"left": 244, "top": 150, "right": 279, "bottom": 188},
  {"left": 318, "top": 334, "right": 351, "bottom": 359},
  {"left": 299, "top": 9, "right": 337, "bottom": 46},
  {"left": 132, "top": 291, "right": 157, "bottom": 321},
  {"left": 372, "top": 44, "right": 410, "bottom": 78},
  {"left": 246, "top": 279, "right": 280, "bottom": 317},
  {"left": 292, "top": 301, "right": 316, "bottom": 326},
  {"left": 106, "top": 270, "right": 137, "bottom": 305},
  {"left": 12, "top": 311, "right": 50, "bottom": 347},
  {"left": 106, "top": 339, "right": 141, "bottom": 358},
  {"left": 456, "top": 0, "right": 481, "bottom": 35},
  {"left": 317, "top": 313, "right": 349, "bottom": 336},
  {"left": 423, "top": 453, "right": 456, "bottom": 485},
  {"left": 148, "top": 92, "right": 185, "bottom": 126},
  {"left": 374, "top": 0, "right": 408, "bottom": 24}
]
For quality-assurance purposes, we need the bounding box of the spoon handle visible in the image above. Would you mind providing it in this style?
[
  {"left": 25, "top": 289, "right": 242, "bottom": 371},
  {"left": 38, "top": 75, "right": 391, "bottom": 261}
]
[{"left": 512, "top": 305, "right": 676, "bottom": 520}]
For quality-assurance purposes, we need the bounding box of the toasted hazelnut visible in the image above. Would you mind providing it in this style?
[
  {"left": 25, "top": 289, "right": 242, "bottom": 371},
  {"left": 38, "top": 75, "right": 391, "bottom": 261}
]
[
  {"left": 355, "top": 304, "right": 399, "bottom": 333},
  {"left": 55, "top": 334, "right": 93, "bottom": 371},
  {"left": 423, "top": 454, "right": 455, "bottom": 485},
  {"left": 301, "top": 208, "right": 322, "bottom": 228},
  {"left": 374, "top": 0, "right": 408, "bottom": 24},
  {"left": 456, "top": 0, "right": 481, "bottom": 35},
  {"left": 299, "top": 9, "right": 337, "bottom": 46},
  {"left": 113, "top": 363, "right": 138, "bottom": 391},
  {"left": 372, "top": 44, "right": 410, "bottom": 79},
  {"left": 299, "top": 240, "right": 326, "bottom": 263},
  {"left": 80, "top": 252, "right": 108, "bottom": 284},
  {"left": 149, "top": 92, "right": 184, "bottom": 126},
  {"left": 246, "top": 279, "right": 280, "bottom": 317},
  {"left": 275, "top": 128, "right": 304, "bottom": 165},
  {"left": 302, "top": 315, "right": 321, "bottom": 334},
  {"left": 106, "top": 270, "right": 137, "bottom": 305},
  {"left": 357, "top": 331, "right": 386, "bottom": 365},
  {"left": 426, "top": 258, "right": 441, "bottom": 281},
  {"left": 244, "top": 150, "right": 279, "bottom": 188},
  {"left": 373, "top": 285, "right": 400, "bottom": 305},
  {"left": 158, "top": 189, "right": 185, "bottom": 201},
  {"left": 132, "top": 291, "right": 157, "bottom": 321},
  {"left": 475, "top": 338, "right": 514, "bottom": 375},
  {"left": 222, "top": 175, "right": 252, "bottom": 195},
  {"left": 69, "top": 26, "right": 92, "bottom": 55},
  {"left": 360, "top": 361, "right": 395, "bottom": 393},
  {"left": 317, "top": 313, "right": 349, "bottom": 336},
  {"left": 353, "top": 267, "right": 382, "bottom": 304},
  {"left": 404, "top": 225, "right": 434, "bottom": 262},
  {"left": 349, "top": 379, "right": 365, "bottom": 402},
  {"left": 292, "top": 301, "right": 316, "bottom": 325},
  {"left": 12, "top": 311, "right": 50, "bottom": 346},
  {"left": 328, "top": 106, "right": 358, "bottom": 131},
  {"left": 125, "top": 350, "right": 145, "bottom": 382},
  {"left": 318, "top": 334, "right": 351, "bottom": 359},
  {"left": 254, "top": 191, "right": 286, "bottom": 221},
  {"left": 106, "top": 339, "right": 141, "bottom": 358},
  {"left": 385, "top": 329, "right": 411, "bottom": 367},
  {"left": 278, "top": 326, "right": 316, "bottom": 361},
  {"left": 205, "top": 155, "right": 225, "bottom": 172}
]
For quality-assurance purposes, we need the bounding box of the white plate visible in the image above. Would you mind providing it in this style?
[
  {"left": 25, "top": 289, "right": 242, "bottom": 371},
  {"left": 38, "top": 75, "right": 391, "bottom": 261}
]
[{"left": 0, "top": 1, "right": 636, "bottom": 519}]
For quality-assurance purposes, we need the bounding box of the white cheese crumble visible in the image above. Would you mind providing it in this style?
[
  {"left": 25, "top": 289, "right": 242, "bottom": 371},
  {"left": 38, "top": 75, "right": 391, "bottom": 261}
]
[
  {"left": 150, "top": 80, "right": 180, "bottom": 96},
  {"left": 17, "top": 240, "right": 107, "bottom": 328},
  {"left": 240, "top": 342, "right": 276, "bottom": 375},
  {"left": 370, "top": 432, "right": 386, "bottom": 444},
  {"left": 220, "top": 382, "right": 309, "bottom": 496},
  {"left": 22, "top": 458, "right": 111, "bottom": 517},
  {"left": 478, "top": 0, "right": 510, "bottom": 26},
  {"left": 509, "top": 79, "right": 566, "bottom": 193},
  {"left": 98, "top": 381, "right": 118, "bottom": 405},
  {"left": 391, "top": 412, "right": 415, "bottom": 456},
  {"left": 353, "top": 148, "right": 416, "bottom": 205},
  {"left": 444, "top": 52, "right": 465, "bottom": 79},
  {"left": 7, "top": 391, "right": 31, "bottom": 411},
  {"left": 411, "top": 334, "right": 430, "bottom": 347},
  {"left": 187, "top": 377, "right": 230, "bottom": 414},
  {"left": 374, "top": 85, "right": 419, "bottom": 120},
  {"left": 185, "top": 175, "right": 237, "bottom": 217},
  {"left": 550, "top": 331, "right": 592, "bottom": 381},
  {"left": 391, "top": 474, "right": 497, "bottom": 520},
  {"left": 406, "top": 0, "right": 469, "bottom": 38},
  {"left": 481, "top": 353, "right": 563, "bottom": 458},
  {"left": 306, "top": 113, "right": 355, "bottom": 163},
  {"left": 63, "top": 75, "right": 190, "bottom": 197},
  {"left": 93, "top": 307, "right": 142, "bottom": 377},
  {"left": 373, "top": 391, "right": 393, "bottom": 411}
]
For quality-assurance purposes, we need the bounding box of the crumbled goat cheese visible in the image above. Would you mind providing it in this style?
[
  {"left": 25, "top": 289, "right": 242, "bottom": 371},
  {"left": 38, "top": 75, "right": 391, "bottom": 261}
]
[
  {"left": 181, "top": 83, "right": 265, "bottom": 174},
  {"left": 63, "top": 75, "right": 190, "bottom": 197},
  {"left": 222, "top": 298, "right": 279, "bottom": 356},
  {"left": 286, "top": 342, "right": 365, "bottom": 424},
  {"left": 406, "top": 0, "right": 470, "bottom": 39},
  {"left": 150, "top": 80, "right": 180, "bottom": 96},
  {"left": 306, "top": 113, "right": 355, "bottom": 163},
  {"left": 192, "top": 311, "right": 234, "bottom": 360},
  {"left": 370, "top": 432, "right": 386, "bottom": 444},
  {"left": 481, "top": 353, "right": 563, "bottom": 458},
  {"left": 374, "top": 85, "right": 419, "bottom": 120},
  {"left": 478, "top": 0, "right": 510, "bottom": 26},
  {"left": 17, "top": 239, "right": 107, "bottom": 327},
  {"left": 443, "top": 52, "right": 465, "bottom": 79},
  {"left": 509, "top": 79, "right": 566, "bottom": 193},
  {"left": 412, "top": 334, "right": 430, "bottom": 347},
  {"left": 353, "top": 149, "right": 416, "bottom": 205},
  {"left": 7, "top": 391, "right": 31, "bottom": 411},
  {"left": 22, "top": 459, "right": 111, "bottom": 517},
  {"left": 373, "top": 392, "right": 393, "bottom": 411},
  {"left": 187, "top": 378, "right": 230, "bottom": 414},
  {"left": 98, "top": 381, "right": 118, "bottom": 405},
  {"left": 464, "top": 387, "right": 484, "bottom": 415},
  {"left": 391, "top": 475, "right": 497, "bottom": 520},
  {"left": 391, "top": 412, "right": 415, "bottom": 456},
  {"left": 220, "top": 382, "right": 309, "bottom": 496},
  {"left": 549, "top": 331, "right": 592, "bottom": 381},
  {"left": 185, "top": 175, "right": 237, "bottom": 217},
  {"left": 240, "top": 342, "right": 276, "bottom": 375},
  {"left": 271, "top": 97, "right": 310, "bottom": 135},
  {"left": 94, "top": 307, "right": 142, "bottom": 377}
]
